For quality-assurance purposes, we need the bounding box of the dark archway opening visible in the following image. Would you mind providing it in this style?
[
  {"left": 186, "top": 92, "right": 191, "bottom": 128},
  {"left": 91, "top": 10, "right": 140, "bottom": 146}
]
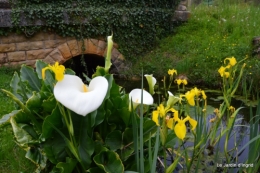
[{"left": 63, "top": 54, "right": 105, "bottom": 80}]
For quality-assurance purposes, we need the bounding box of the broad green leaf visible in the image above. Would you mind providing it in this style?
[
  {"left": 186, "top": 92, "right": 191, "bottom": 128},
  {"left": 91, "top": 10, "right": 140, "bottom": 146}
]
[
  {"left": 21, "top": 123, "right": 39, "bottom": 139},
  {"left": 56, "top": 157, "right": 77, "bottom": 173},
  {"left": 94, "top": 151, "right": 124, "bottom": 173},
  {"left": 92, "top": 66, "right": 106, "bottom": 78},
  {"left": 143, "top": 118, "right": 157, "bottom": 142},
  {"left": 35, "top": 60, "right": 48, "bottom": 79},
  {"left": 42, "top": 95, "right": 57, "bottom": 113},
  {"left": 94, "top": 103, "right": 106, "bottom": 126},
  {"left": 25, "top": 147, "right": 47, "bottom": 171},
  {"left": 0, "top": 110, "right": 19, "bottom": 126},
  {"left": 104, "top": 74, "right": 120, "bottom": 99},
  {"left": 87, "top": 167, "right": 105, "bottom": 173},
  {"left": 43, "top": 133, "right": 67, "bottom": 164},
  {"left": 20, "top": 65, "right": 41, "bottom": 92},
  {"left": 42, "top": 105, "right": 63, "bottom": 139},
  {"left": 10, "top": 116, "right": 38, "bottom": 147},
  {"left": 118, "top": 107, "right": 130, "bottom": 126},
  {"left": 105, "top": 130, "right": 122, "bottom": 151},
  {"left": 78, "top": 115, "right": 95, "bottom": 169},
  {"left": 26, "top": 91, "right": 42, "bottom": 111},
  {"left": 12, "top": 109, "right": 30, "bottom": 123},
  {"left": 164, "top": 130, "right": 177, "bottom": 148},
  {"left": 10, "top": 71, "right": 24, "bottom": 102},
  {"left": 65, "top": 68, "right": 75, "bottom": 75},
  {"left": 121, "top": 128, "right": 134, "bottom": 161}
]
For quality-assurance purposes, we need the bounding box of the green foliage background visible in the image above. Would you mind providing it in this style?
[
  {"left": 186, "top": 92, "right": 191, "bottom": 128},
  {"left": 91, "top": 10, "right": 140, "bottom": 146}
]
[{"left": 7, "top": 0, "right": 180, "bottom": 59}]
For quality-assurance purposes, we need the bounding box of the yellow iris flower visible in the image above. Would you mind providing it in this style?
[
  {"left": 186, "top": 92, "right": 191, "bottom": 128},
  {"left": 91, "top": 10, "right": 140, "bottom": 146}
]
[
  {"left": 152, "top": 104, "right": 177, "bottom": 126},
  {"left": 152, "top": 104, "right": 197, "bottom": 140},
  {"left": 180, "top": 90, "right": 195, "bottom": 106},
  {"left": 172, "top": 115, "right": 197, "bottom": 140},
  {"left": 168, "top": 69, "right": 177, "bottom": 76},
  {"left": 201, "top": 90, "right": 207, "bottom": 100},
  {"left": 192, "top": 87, "right": 200, "bottom": 96},
  {"left": 182, "top": 79, "right": 188, "bottom": 85},
  {"left": 225, "top": 57, "right": 237, "bottom": 66},
  {"left": 175, "top": 79, "right": 188, "bottom": 86},
  {"left": 175, "top": 79, "right": 182, "bottom": 85},
  {"left": 218, "top": 66, "right": 230, "bottom": 78},
  {"left": 42, "top": 62, "right": 65, "bottom": 81}
]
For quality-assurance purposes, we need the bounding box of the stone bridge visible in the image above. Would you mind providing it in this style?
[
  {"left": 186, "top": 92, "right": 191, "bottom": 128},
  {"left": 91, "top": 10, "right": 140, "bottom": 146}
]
[{"left": 0, "top": 0, "right": 190, "bottom": 76}]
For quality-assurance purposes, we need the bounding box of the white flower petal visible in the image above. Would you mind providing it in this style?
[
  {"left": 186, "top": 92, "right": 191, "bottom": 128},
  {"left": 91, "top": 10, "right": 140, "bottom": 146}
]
[
  {"left": 167, "top": 91, "right": 181, "bottom": 108},
  {"left": 144, "top": 74, "right": 157, "bottom": 95},
  {"left": 129, "top": 89, "right": 154, "bottom": 105},
  {"left": 54, "top": 75, "right": 108, "bottom": 116}
]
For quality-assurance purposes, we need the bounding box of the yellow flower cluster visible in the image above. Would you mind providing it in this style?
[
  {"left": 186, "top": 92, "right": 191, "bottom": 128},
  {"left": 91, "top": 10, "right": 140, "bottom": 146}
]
[
  {"left": 218, "top": 57, "right": 237, "bottom": 78},
  {"left": 152, "top": 104, "right": 197, "bottom": 140},
  {"left": 180, "top": 87, "right": 207, "bottom": 106}
]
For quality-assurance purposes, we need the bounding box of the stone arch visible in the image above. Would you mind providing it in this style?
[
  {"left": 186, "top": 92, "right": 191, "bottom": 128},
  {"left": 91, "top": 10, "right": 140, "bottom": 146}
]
[{"left": 42, "top": 38, "right": 126, "bottom": 74}]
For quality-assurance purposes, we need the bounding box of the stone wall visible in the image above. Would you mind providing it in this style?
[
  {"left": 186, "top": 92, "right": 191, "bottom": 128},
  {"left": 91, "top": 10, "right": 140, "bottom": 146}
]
[{"left": 0, "top": 32, "right": 126, "bottom": 73}]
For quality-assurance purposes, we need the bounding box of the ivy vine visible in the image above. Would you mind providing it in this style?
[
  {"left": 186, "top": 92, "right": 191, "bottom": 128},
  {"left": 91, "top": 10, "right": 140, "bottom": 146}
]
[{"left": 5, "top": 0, "right": 181, "bottom": 59}]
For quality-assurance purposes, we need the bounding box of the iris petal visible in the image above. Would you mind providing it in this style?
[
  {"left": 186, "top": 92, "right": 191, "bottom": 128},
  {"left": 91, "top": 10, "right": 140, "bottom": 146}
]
[{"left": 174, "top": 121, "right": 186, "bottom": 140}]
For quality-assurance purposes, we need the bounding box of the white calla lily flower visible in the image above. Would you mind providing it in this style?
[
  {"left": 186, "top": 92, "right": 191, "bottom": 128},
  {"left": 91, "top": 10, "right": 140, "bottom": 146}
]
[
  {"left": 54, "top": 75, "right": 108, "bottom": 116},
  {"left": 144, "top": 74, "right": 157, "bottom": 95},
  {"left": 129, "top": 89, "right": 154, "bottom": 110}
]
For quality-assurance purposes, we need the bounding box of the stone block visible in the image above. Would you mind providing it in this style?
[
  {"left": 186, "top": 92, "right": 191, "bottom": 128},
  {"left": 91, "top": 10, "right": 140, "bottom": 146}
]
[
  {"left": 0, "top": 53, "right": 8, "bottom": 63},
  {"left": 177, "top": 5, "right": 187, "bottom": 11},
  {"left": 111, "top": 48, "right": 120, "bottom": 59},
  {"left": 26, "top": 49, "right": 53, "bottom": 60},
  {"left": 7, "top": 51, "right": 26, "bottom": 62},
  {"left": 49, "top": 49, "right": 65, "bottom": 63},
  {"left": 96, "top": 40, "right": 106, "bottom": 56},
  {"left": 117, "top": 53, "right": 125, "bottom": 61},
  {"left": 85, "top": 39, "right": 99, "bottom": 54},
  {"left": 173, "top": 11, "right": 191, "bottom": 22},
  {"left": 16, "top": 41, "right": 44, "bottom": 51},
  {"left": 58, "top": 43, "right": 72, "bottom": 59},
  {"left": 44, "top": 40, "right": 61, "bottom": 49},
  {"left": 0, "top": 35, "right": 14, "bottom": 44},
  {"left": 14, "top": 34, "right": 29, "bottom": 43},
  {"left": 0, "top": 43, "right": 15, "bottom": 52},
  {"left": 21, "top": 60, "right": 37, "bottom": 67},
  {"left": 27, "top": 32, "right": 45, "bottom": 41},
  {"left": 67, "top": 40, "right": 80, "bottom": 56},
  {"left": 44, "top": 56, "right": 55, "bottom": 64}
]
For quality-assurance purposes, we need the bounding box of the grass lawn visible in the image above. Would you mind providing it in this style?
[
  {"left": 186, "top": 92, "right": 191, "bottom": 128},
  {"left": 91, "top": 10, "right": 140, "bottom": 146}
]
[{"left": 0, "top": 66, "right": 36, "bottom": 173}]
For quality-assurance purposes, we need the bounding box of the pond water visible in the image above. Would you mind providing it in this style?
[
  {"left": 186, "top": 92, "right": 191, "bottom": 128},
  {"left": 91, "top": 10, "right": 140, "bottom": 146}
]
[{"left": 115, "top": 78, "right": 258, "bottom": 173}]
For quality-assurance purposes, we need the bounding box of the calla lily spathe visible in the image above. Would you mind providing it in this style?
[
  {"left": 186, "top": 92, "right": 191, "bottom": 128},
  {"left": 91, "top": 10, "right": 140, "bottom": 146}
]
[
  {"left": 166, "top": 91, "right": 181, "bottom": 108},
  {"left": 144, "top": 74, "right": 156, "bottom": 95},
  {"left": 129, "top": 89, "right": 154, "bottom": 110},
  {"left": 54, "top": 75, "right": 108, "bottom": 116}
]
